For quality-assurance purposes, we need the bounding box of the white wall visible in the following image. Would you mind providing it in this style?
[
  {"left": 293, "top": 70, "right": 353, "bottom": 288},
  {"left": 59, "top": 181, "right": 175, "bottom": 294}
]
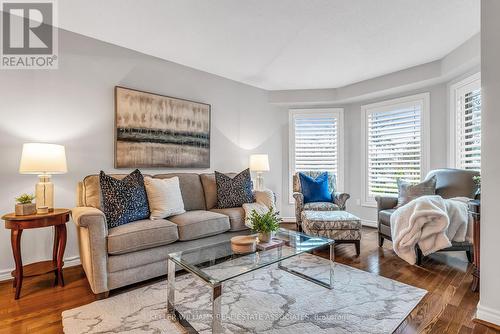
[
  {"left": 477, "top": 0, "right": 500, "bottom": 326},
  {"left": 0, "top": 29, "right": 287, "bottom": 278}
]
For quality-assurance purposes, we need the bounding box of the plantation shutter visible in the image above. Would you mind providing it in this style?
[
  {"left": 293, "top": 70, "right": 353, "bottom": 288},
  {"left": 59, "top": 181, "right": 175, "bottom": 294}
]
[
  {"left": 293, "top": 114, "right": 338, "bottom": 175},
  {"left": 367, "top": 104, "right": 422, "bottom": 197},
  {"left": 455, "top": 82, "right": 481, "bottom": 170}
]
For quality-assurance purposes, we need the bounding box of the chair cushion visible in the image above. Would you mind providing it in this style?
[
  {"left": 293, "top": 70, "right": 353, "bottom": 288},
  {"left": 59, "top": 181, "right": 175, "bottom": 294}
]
[
  {"left": 210, "top": 207, "right": 248, "bottom": 231},
  {"left": 303, "top": 202, "right": 339, "bottom": 211},
  {"left": 299, "top": 172, "right": 333, "bottom": 203},
  {"left": 107, "top": 219, "right": 179, "bottom": 255},
  {"left": 397, "top": 176, "right": 436, "bottom": 208},
  {"left": 379, "top": 209, "right": 396, "bottom": 226},
  {"left": 168, "top": 210, "right": 230, "bottom": 241}
]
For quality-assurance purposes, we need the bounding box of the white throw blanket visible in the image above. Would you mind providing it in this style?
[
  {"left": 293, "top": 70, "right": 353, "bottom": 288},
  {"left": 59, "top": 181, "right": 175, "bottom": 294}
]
[
  {"left": 390, "top": 195, "right": 473, "bottom": 265},
  {"left": 243, "top": 189, "right": 276, "bottom": 228}
]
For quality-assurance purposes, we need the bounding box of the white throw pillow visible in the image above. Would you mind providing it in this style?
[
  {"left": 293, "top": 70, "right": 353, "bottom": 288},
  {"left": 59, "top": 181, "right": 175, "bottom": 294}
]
[{"left": 144, "top": 177, "right": 185, "bottom": 219}]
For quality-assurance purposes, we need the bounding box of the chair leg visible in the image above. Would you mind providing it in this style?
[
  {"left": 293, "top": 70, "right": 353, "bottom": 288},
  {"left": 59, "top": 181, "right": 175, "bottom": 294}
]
[
  {"left": 416, "top": 247, "right": 423, "bottom": 266},
  {"left": 466, "top": 249, "right": 473, "bottom": 263},
  {"left": 378, "top": 234, "right": 384, "bottom": 247},
  {"left": 354, "top": 240, "right": 360, "bottom": 256}
]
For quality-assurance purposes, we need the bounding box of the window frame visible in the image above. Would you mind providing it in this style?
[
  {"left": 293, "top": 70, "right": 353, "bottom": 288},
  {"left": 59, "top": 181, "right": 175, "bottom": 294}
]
[
  {"left": 360, "top": 93, "right": 430, "bottom": 207},
  {"left": 288, "top": 108, "right": 345, "bottom": 204},
  {"left": 448, "top": 72, "right": 481, "bottom": 170}
]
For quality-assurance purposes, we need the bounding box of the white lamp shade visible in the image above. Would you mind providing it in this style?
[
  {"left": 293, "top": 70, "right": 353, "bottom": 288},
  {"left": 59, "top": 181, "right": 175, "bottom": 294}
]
[
  {"left": 249, "top": 154, "right": 270, "bottom": 172},
  {"left": 19, "top": 143, "right": 68, "bottom": 174}
]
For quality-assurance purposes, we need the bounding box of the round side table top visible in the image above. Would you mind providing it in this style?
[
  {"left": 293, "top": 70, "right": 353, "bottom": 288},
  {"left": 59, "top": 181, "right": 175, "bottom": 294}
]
[{"left": 2, "top": 208, "right": 70, "bottom": 221}]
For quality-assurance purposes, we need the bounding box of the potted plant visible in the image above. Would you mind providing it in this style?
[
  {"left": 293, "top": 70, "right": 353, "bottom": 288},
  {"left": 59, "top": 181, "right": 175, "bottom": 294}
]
[
  {"left": 249, "top": 208, "right": 282, "bottom": 243},
  {"left": 15, "top": 193, "right": 36, "bottom": 216}
]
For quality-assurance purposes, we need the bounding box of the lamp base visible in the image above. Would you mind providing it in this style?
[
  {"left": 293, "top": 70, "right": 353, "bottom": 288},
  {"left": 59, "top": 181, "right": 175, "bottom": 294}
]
[
  {"left": 35, "top": 175, "right": 54, "bottom": 211},
  {"left": 255, "top": 172, "right": 264, "bottom": 191}
]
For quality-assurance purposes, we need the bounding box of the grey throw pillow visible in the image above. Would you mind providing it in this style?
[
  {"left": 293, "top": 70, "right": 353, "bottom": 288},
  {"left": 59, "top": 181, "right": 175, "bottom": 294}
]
[
  {"left": 396, "top": 175, "right": 437, "bottom": 208},
  {"left": 215, "top": 169, "right": 254, "bottom": 209}
]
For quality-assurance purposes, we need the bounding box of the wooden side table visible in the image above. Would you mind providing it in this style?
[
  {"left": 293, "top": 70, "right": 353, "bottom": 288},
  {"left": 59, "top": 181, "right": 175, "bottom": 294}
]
[
  {"left": 468, "top": 200, "right": 480, "bottom": 292},
  {"left": 1, "top": 208, "right": 70, "bottom": 299}
]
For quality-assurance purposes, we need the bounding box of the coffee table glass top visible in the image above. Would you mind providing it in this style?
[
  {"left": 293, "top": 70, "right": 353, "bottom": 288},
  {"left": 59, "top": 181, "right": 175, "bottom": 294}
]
[{"left": 167, "top": 228, "right": 334, "bottom": 286}]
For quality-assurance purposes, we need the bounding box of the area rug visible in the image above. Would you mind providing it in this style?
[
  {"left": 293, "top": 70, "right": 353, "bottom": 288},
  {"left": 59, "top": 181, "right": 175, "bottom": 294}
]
[{"left": 62, "top": 253, "right": 426, "bottom": 334}]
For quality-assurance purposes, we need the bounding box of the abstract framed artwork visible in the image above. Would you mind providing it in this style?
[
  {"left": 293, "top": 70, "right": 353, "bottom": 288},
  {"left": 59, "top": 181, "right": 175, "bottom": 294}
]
[{"left": 114, "top": 86, "right": 211, "bottom": 168}]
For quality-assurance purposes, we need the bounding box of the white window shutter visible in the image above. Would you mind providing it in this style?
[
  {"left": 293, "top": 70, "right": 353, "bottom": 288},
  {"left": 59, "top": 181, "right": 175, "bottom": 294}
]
[
  {"left": 294, "top": 116, "right": 338, "bottom": 173},
  {"left": 289, "top": 109, "right": 344, "bottom": 202},
  {"left": 455, "top": 81, "right": 481, "bottom": 171},
  {"left": 367, "top": 106, "right": 422, "bottom": 197}
]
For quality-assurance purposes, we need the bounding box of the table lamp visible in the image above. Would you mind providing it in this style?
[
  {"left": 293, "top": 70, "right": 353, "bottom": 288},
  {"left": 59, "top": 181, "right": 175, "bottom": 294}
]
[
  {"left": 19, "top": 143, "right": 67, "bottom": 211},
  {"left": 249, "top": 154, "right": 270, "bottom": 190}
]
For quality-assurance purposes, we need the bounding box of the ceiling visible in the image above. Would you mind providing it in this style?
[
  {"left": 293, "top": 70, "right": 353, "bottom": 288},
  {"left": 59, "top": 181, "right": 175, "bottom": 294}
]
[{"left": 58, "top": 0, "right": 480, "bottom": 90}]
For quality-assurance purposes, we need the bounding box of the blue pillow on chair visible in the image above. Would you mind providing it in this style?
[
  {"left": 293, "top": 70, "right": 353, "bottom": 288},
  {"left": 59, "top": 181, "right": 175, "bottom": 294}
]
[{"left": 298, "top": 172, "right": 333, "bottom": 203}]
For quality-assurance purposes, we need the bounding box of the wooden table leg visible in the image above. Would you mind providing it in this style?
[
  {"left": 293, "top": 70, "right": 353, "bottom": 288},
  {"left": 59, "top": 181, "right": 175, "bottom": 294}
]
[
  {"left": 53, "top": 226, "right": 59, "bottom": 286},
  {"left": 56, "top": 224, "right": 67, "bottom": 287},
  {"left": 11, "top": 229, "right": 23, "bottom": 300}
]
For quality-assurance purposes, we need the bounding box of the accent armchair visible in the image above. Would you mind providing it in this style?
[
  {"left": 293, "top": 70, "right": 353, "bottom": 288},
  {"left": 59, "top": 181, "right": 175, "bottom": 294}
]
[
  {"left": 292, "top": 171, "right": 350, "bottom": 231},
  {"left": 375, "top": 168, "right": 479, "bottom": 265}
]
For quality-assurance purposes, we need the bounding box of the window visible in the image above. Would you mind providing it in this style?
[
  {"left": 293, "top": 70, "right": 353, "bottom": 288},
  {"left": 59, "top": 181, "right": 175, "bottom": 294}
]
[
  {"left": 449, "top": 73, "right": 481, "bottom": 171},
  {"left": 361, "top": 93, "right": 430, "bottom": 206},
  {"left": 289, "top": 109, "right": 344, "bottom": 202}
]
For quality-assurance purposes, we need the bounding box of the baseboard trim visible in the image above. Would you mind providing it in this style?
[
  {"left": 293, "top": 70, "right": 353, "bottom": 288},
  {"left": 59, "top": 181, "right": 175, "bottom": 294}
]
[
  {"left": 281, "top": 217, "right": 296, "bottom": 223},
  {"left": 0, "top": 256, "right": 81, "bottom": 282},
  {"left": 476, "top": 303, "right": 500, "bottom": 327},
  {"left": 361, "top": 219, "right": 377, "bottom": 228}
]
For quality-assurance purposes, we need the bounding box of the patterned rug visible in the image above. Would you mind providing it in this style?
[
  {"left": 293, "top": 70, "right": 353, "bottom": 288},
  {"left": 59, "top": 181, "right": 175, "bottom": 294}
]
[{"left": 62, "top": 253, "right": 426, "bottom": 334}]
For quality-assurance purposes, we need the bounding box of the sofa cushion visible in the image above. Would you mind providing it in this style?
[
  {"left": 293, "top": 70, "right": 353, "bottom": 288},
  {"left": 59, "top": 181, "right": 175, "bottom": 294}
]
[
  {"left": 144, "top": 176, "right": 185, "bottom": 219},
  {"left": 100, "top": 170, "right": 150, "bottom": 229},
  {"left": 379, "top": 209, "right": 396, "bottom": 227},
  {"left": 107, "top": 219, "right": 179, "bottom": 255},
  {"left": 153, "top": 173, "right": 206, "bottom": 211},
  {"left": 82, "top": 173, "right": 152, "bottom": 210},
  {"left": 200, "top": 173, "right": 236, "bottom": 210},
  {"left": 210, "top": 207, "right": 248, "bottom": 231},
  {"left": 168, "top": 210, "right": 230, "bottom": 241},
  {"left": 215, "top": 169, "right": 254, "bottom": 209}
]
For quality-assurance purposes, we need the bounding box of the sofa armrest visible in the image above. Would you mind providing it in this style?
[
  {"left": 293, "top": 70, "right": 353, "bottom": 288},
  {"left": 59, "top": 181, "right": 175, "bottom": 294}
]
[
  {"left": 374, "top": 196, "right": 398, "bottom": 211},
  {"left": 333, "top": 192, "right": 350, "bottom": 210},
  {"left": 71, "top": 207, "right": 109, "bottom": 294}
]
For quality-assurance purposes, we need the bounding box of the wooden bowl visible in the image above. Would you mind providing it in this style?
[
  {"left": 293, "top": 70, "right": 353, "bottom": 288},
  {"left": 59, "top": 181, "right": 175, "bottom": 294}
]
[{"left": 231, "top": 235, "right": 257, "bottom": 254}]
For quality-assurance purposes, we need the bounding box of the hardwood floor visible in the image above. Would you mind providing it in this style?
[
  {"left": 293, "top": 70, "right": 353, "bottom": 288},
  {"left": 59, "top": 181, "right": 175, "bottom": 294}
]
[{"left": 0, "top": 226, "right": 498, "bottom": 334}]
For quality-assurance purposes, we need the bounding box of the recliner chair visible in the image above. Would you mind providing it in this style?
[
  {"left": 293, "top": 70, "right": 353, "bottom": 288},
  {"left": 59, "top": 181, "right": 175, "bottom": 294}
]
[{"left": 375, "top": 168, "right": 479, "bottom": 265}]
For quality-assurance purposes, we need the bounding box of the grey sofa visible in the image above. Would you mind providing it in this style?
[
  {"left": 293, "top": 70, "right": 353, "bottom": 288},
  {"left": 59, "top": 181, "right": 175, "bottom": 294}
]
[
  {"left": 292, "top": 171, "right": 350, "bottom": 232},
  {"left": 375, "top": 168, "right": 479, "bottom": 265},
  {"left": 72, "top": 172, "right": 271, "bottom": 297}
]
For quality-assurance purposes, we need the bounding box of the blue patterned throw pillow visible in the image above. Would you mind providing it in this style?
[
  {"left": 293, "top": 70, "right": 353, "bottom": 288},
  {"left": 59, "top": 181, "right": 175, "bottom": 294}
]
[
  {"left": 215, "top": 169, "right": 254, "bottom": 209},
  {"left": 100, "top": 169, "right": 150, "bottom": 229},
  {"left": 299, "top": 172, "right": 333, "bottom": 203}
]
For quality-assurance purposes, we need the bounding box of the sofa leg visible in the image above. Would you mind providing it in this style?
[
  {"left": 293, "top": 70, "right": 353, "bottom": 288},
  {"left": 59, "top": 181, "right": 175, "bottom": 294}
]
[
  {"left": 95, "top": 291, "right": 110, "bottom": 300},
  {"left": 378, "top": 235, "right": 384, "bottom": 247},
  {"left": 466, "top": 249, "right": 473, "bottom": 263},
  {"left": 354, "top": 240, "right": 360, "bottom": 256}
]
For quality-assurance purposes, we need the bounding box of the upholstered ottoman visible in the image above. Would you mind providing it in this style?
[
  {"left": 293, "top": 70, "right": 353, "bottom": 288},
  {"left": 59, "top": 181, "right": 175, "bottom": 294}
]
[{"left": 301, "top": 210, "right": 362, "bottom": 256}]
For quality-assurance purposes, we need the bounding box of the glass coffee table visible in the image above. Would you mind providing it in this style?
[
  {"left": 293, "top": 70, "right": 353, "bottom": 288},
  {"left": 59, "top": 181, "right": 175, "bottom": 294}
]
[{"left": 166, "top": 228, "right": 335, "bottom": 333}]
